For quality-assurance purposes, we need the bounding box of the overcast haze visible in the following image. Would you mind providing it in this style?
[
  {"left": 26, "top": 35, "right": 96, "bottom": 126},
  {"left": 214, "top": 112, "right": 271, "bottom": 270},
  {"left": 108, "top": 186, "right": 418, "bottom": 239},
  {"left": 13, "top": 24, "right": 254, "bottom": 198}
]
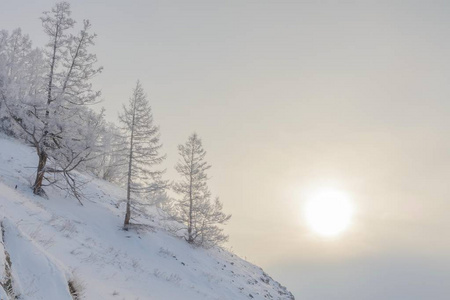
[{"left": 2, "top": 1, "right": 450, "bottom": 298}]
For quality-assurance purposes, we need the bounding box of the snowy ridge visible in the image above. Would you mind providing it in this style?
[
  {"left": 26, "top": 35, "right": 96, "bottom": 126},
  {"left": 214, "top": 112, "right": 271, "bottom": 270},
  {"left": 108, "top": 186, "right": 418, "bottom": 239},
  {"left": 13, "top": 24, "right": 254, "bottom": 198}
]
[{"left": 0, "top": 136, "right": 294, "bottom": 300}]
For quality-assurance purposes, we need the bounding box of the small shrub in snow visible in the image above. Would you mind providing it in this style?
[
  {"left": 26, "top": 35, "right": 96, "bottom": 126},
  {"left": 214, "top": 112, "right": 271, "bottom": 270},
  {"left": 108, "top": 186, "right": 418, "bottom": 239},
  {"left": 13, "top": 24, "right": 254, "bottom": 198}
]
[
  {"left": 132, "top": 258, "right": 141, "bottom": 270},
  {"left": 152, "top": 269, "right": 182, "bottom": 285},
  {"left": 167, "top": 273, "right": 182, "bottom": 285},
  {"left": 38, "top": 235, "right": 55, "bottom": 249},
  {"left": 157, "top": 247, "right": 174, "bottom": 258}
]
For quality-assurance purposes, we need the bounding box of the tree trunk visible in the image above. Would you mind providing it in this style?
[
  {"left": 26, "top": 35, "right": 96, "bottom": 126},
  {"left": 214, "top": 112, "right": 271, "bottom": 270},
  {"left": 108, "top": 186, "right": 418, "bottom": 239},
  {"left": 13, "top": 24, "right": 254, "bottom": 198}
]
[
  {"left": 187, "top": 146, "right": 194, "bottom": 244},
  {"left": 124, "top": 159, "right": 132, "bottom": 229},
  {"left": 32, "top": 27, "right": 55, "bottom": 197},
  {"left": 34, "top": 18, "right": 57, "bottom": 196},
  {"left": 123, "top": 128, "right": 134, "bottom": 229},
  {"left": 33, "top": 150, "right": 47, "bottom": 196},
  {"left": 123, "top": 94, "right": 136, "bottom": 230},
  {"left": 124, "top": 199, "right": 131, "bottom": 229}
]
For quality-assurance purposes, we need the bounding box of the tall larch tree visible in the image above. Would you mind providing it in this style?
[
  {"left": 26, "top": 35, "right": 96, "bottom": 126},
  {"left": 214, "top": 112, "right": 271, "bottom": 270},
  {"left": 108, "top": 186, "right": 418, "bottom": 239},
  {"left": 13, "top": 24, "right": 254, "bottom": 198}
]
[
  {"left": 119, "top": 81, "right": 167, "bottom": 229},
  {"left": 169, "top": 133, "right": 231, "bottom": 247}
]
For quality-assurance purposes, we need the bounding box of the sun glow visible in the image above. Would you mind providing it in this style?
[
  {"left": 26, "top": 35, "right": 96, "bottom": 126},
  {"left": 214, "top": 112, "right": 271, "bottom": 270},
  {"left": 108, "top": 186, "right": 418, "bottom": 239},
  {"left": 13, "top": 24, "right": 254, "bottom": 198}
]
[{"left": 304, "top": 188, "right": 353, "bottom": 237}]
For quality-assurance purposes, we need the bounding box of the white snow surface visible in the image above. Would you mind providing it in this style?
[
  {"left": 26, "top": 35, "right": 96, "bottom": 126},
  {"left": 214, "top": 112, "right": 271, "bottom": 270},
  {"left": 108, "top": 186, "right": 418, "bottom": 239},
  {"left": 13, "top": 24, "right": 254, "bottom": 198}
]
[
  {"left": 0, "top": 136, "right": 294, "bottom": 300},
  {"left": 2, "top": 218, "right": 73, "bottom": 300}
]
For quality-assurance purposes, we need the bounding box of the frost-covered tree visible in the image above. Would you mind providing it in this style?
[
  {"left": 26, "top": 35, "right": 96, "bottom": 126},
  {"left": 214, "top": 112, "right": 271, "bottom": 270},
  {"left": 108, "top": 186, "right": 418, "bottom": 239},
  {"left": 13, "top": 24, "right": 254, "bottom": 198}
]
[
  {"left": 1, "top": 2, "right": 103, "bottom": 200},
  {"left": 166, "top": 133, "right": 231, "bottom": 247},
  {"left": 119, "top": 81, "right": 167, "bottom": 229},
  {"left": 0, "top": 28, "right": 44, "bottom": 137},
  {"left": 84, "top": 120, "right": 127, "bottom": 183}
]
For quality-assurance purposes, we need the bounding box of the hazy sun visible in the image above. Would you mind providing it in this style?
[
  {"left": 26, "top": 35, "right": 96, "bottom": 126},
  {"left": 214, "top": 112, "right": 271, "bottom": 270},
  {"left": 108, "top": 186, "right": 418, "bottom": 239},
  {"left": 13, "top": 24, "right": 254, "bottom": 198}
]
[{"left": 304, "top": 188, "right": 353, "bottom": 237}]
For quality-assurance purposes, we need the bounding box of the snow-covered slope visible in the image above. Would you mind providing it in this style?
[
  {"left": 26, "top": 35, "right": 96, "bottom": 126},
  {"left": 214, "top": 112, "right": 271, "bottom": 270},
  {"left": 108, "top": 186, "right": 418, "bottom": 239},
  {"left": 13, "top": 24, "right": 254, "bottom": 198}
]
[{"left": 0, "top": 136, "right": 294, "bottom": 300}]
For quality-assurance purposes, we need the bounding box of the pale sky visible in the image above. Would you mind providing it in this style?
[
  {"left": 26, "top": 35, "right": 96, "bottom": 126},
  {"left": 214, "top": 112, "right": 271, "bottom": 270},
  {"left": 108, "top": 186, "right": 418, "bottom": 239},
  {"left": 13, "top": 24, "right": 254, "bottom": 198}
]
[{"left": 2, "top": 1, "right": 450, "bottom": 298}]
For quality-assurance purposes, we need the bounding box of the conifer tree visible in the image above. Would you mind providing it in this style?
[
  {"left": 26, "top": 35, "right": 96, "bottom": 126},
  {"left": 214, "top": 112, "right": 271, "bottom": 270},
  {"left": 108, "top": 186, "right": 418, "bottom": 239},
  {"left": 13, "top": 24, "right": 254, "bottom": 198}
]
[
  {"left": 119, "top": 81, "right": 166, "bottom": 229},
  {"left": 168, "top": 133, "right": 231, "bottom": 247}
]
